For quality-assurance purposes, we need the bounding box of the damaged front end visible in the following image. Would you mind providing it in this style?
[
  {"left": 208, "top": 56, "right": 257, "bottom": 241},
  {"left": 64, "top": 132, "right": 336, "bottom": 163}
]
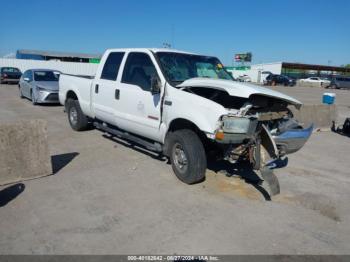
[
  {"left": 213, "top": 96, "right": 313, "bottom": 168},
  {"left": 178, "top": 78, "right": 313, "bottom": 169},
  {"left": 177, "top": 78, "right": 313, "bottom": 195}
]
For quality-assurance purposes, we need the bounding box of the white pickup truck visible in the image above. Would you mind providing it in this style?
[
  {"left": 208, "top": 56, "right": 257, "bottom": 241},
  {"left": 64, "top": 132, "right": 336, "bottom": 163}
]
[{"left": 59, "top": 48, "right": 312, "bottom": 192}]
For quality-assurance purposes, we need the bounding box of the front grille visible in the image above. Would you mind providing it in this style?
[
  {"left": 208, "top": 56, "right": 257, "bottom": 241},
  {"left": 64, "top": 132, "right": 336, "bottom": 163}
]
[{"left": 45, "top": 93, "right": 59, "bottom": 101}]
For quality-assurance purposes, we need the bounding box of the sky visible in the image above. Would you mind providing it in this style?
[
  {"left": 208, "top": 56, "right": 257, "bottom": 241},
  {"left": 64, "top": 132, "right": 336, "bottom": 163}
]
[{"left": 0, "top": 0, "right": 349, "bottom": 66}]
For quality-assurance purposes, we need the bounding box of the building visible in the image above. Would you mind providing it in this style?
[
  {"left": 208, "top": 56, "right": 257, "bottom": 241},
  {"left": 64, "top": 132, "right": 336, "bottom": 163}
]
[
  {"left": 226, "top": 62, "right": 350, "bottom": 83},
  {"left": 16, "top": 49, "right": 101, "bottom": 63}
]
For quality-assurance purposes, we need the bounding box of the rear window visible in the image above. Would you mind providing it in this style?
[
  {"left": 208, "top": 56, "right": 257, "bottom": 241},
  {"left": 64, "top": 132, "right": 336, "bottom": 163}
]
[
  {"left": 101, "top": 52, "right": 125, "bottom": 81},
  {"left": 1, "top": 67, "right": 20, "bottom": 73}
]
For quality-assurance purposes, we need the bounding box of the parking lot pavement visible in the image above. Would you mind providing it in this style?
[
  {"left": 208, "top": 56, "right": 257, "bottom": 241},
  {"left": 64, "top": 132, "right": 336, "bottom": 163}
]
[
  {"left": 0, "top": 83, "right": 350, "bottom": 254},
  {"left": 270, "top": 85, "right": 350, "bottom": 124}
]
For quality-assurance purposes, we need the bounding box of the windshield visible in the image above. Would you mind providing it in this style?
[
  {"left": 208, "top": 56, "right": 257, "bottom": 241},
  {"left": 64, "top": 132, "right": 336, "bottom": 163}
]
[
  {"left": 2, "top": 67, "right": 20, "bottom": 73},
  {"left": 34, "top": 71, "right": 58, "bottom": 81},
  {"left": 156, "top": 52, "right": 233, "bottom": 86}
]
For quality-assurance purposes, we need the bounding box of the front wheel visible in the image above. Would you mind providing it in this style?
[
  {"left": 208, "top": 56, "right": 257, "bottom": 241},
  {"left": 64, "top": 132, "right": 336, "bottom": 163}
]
[
  {"left": 19, "top": 85, "right": 24, "bottom": 98},
  {"left": 66, "top": 99, "right": 89, "bottom": 131},
  {"left": 31, "top": 90, "right": 37, "bottom": 105},
  {"left": 167, "top": 129, "right": 207, "bottom": 184}
]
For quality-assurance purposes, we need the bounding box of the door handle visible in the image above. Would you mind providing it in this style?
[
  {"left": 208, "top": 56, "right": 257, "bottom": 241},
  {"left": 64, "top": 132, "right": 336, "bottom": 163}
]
[
  {"left": 115, "top": 89, "right": 120, "bottom": 100},
  {"left": 95, "top": 84, "right": 99, "bottom": 93}
]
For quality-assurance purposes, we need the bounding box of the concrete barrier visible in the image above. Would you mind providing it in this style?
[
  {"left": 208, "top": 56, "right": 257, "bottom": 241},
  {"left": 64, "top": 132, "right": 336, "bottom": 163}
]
[
  {"left": 0, "top": 120, "right": 52, "bottom": 185},
  {"left": 291, "top": 104, "right": 337, "bottom": 129}
]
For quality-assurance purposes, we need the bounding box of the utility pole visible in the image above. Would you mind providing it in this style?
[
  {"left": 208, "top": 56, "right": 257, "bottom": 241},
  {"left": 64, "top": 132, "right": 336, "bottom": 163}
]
[{"left": 162, "top": 42, "right": 171, "bottom": 49}]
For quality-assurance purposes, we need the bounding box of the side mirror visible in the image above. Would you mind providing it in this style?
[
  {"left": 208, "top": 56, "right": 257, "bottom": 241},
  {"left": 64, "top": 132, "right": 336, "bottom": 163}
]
[
  {"left": 150, "top": 75, "right": 161, "bottom": 95},
  {"left": 23, "top": 77, "right": 30, "bottom": 82}
]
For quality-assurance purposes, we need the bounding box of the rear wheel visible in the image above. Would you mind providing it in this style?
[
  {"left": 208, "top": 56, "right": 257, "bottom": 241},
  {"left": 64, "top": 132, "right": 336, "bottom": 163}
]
[
  {"left": 66, "top": 99, "right": 89, "bottom": 131},
  {"left": 167, "top": 129, "right": 207, "bottom": 184}
]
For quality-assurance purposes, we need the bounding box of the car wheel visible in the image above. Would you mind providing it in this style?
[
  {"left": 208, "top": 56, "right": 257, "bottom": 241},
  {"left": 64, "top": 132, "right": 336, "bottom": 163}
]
[
  {"left": 167, "top": 129, "right": 206, "bottom": 184},
  {"left": 66, "top": 99, "right": 89, "bottom": 131},
  {"left": 31, "top": 90, "right": 37, "bottom": 105},
  {"left": 19, "top": 85, "right": 24, "bottom": 98}
]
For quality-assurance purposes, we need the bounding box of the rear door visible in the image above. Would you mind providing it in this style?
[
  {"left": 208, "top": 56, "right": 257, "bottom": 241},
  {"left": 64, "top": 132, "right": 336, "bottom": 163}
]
[
  {"left": 92, "top": 52, "right": 125, "bottom": 124},
  {"left": 339, "top": 77, "right": 350, "bottom": 88},
  {"left": 114, "top": 51, "right": 163, "bottom": 141}
]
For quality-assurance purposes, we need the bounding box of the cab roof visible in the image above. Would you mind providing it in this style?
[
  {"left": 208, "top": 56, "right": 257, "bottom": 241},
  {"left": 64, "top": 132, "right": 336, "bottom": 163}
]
[{"left": 105, "top": 48, "right": 197, "bottom": 55}]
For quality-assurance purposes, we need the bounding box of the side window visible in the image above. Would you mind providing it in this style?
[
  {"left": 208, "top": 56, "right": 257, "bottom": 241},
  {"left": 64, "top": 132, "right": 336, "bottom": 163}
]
[
  {"left": 23, "top": 70, "right": 31, "bottom": 80},
  {"left": 28, "top": 71, "right": 33, "bottom": 81},
  {"left": 122, "top": 52, "right": 158, "bottom": 91},
  {"left": 100, "top": 52, "right": 125, "bottom": 81}
]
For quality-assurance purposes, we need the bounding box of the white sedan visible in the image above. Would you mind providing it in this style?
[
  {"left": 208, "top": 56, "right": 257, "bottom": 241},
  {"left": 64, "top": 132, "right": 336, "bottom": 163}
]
[{"left": 299, "top": 77, "right": 331, "bottom": 87}]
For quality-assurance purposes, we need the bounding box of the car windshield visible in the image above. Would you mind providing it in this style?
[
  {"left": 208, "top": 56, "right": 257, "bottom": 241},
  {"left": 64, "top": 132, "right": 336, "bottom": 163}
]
[
  {"left": 156, "top": 52, "right": 233, "bottom": 86},
  {"left": 2, "top": 67, "right": 20, "bottom": 73},
  {"left": 34, "top": 71, "right": 58, "bottom": 81}
]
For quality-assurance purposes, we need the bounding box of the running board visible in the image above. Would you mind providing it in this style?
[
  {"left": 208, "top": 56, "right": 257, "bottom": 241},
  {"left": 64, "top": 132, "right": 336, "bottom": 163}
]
[{"left": 93, "top": 122, "right": 163, "bottom": 153}]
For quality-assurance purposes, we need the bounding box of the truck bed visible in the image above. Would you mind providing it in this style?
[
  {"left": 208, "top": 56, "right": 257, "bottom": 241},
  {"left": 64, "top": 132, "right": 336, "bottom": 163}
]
[{"left": 58, "top": 73, "right": 94, "bottom": 117}]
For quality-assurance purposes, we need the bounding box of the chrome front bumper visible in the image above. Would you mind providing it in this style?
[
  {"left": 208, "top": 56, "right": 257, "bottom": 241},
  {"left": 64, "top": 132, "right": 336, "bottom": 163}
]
[{"left": 273, "top": 124, "right": 314, "bottom": 155}]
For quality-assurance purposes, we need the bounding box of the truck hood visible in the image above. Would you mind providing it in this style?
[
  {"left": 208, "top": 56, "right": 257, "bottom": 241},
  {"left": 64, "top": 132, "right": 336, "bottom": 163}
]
[{"left": 177, "top": 78, "right": 302, "bottom": 109}]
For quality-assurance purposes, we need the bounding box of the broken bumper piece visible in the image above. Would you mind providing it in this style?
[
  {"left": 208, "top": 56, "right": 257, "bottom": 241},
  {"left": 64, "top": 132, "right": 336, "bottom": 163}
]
[{"left": 273, "top": 124, "right": 314, "bottom": 155}]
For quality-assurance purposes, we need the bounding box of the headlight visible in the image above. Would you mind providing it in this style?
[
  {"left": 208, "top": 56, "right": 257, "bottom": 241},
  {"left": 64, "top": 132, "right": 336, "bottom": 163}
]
[
  {"left": 37, "top": 86, "right": 47, "bottom": 91},
  {"left": 222, "top": 116, "right": 255, "bottom": 134}
]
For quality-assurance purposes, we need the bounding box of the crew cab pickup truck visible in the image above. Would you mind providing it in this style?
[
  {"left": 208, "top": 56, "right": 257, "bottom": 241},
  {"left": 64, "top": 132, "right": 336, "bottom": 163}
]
[{"left": 59, "top": 48, "right": 312, "bottom": 191}]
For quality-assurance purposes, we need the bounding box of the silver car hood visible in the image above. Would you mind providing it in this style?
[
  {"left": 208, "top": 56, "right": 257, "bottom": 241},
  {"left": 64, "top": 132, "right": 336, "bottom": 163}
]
[
  {"left": 35, "top": 81, "right": 59, "bottom": 91},
  {"left": 177, "top": 78, "right": 302, "bottom": 108}
]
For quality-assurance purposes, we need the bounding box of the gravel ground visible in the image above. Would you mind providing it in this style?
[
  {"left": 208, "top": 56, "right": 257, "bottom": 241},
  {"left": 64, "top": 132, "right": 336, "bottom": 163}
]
[{"left": 0, "top": 83, "right": 349, "bottom": 255}]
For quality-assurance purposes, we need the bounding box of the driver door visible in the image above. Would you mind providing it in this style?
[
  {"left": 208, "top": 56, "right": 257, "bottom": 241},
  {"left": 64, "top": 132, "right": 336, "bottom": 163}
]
[
  {"left": 114, "top": 52, "right": 162, "bottom": 141},
  {"left": 22, "top": 70, "right": 33, "bottom": 97}
]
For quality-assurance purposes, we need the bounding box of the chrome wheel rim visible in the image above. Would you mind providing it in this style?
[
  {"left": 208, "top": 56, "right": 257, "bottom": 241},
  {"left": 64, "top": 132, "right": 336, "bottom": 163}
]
[
  {"left": 173, "top": 143, "right": 188, "bottom": 173},
  {"left": 69, "top": 107, "right": 78, "bottom": 126}
]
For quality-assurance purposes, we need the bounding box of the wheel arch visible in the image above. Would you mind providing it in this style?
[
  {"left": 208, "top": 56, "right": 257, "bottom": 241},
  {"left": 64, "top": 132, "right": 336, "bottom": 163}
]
[
  {"left": 163, "top": 118, "right": 208, "bottom": 157},
  {"left": 65, "top": 90, "right": 79, "bottom": 108}
]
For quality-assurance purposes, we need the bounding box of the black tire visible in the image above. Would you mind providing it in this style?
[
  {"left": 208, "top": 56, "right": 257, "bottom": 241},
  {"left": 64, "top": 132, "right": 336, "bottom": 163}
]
[
  {"left": 66, "top": 98, "right": 89, "bottom": 131},
  {"left": 167, "top": 129, "right": 207, "bottom": 184},
  {"left": 30, "top": 90, "right": 37, "bottom": 105}
]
